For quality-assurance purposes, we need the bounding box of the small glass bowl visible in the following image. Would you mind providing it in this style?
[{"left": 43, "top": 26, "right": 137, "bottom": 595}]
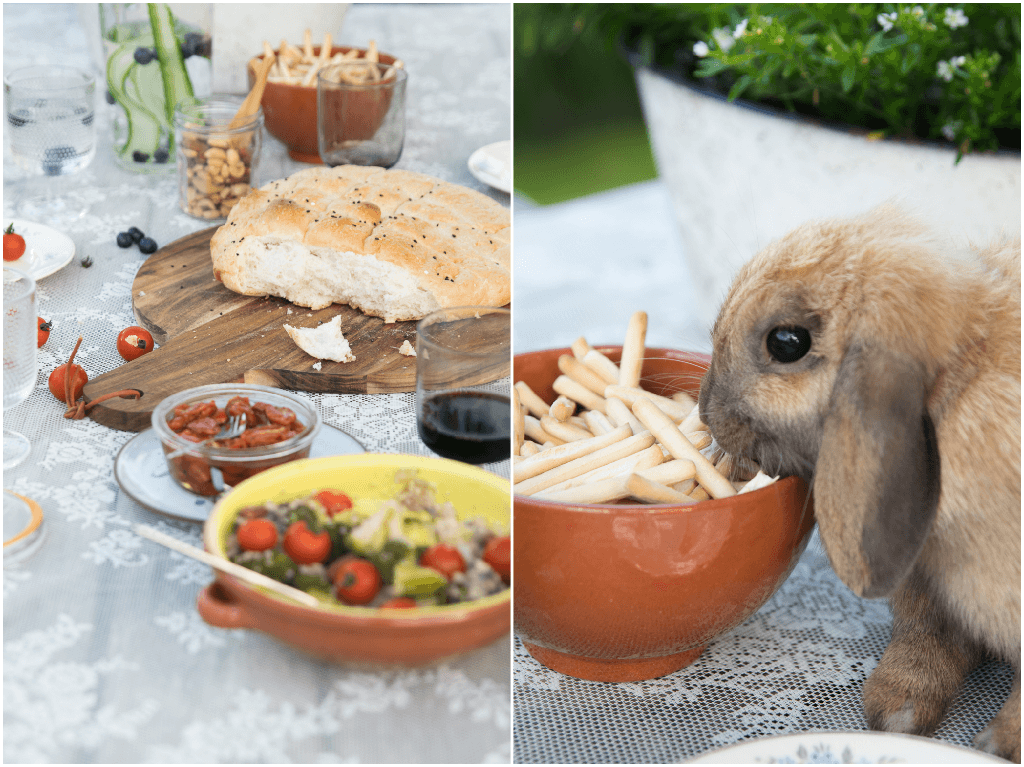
[{"left": 152, "top": 384, "right": 321, "bottom": 497}]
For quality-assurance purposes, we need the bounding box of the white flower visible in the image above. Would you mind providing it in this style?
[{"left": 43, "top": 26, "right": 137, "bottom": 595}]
[
  {"left": 712, "top": 27, "right": 735, "bottom": 53},
  {"left": 877, "top": 11, "right": 898, "bottom": 31},
  {"left": 953, "top": 55, "right": 967, "bottom": 66},
  {"left": 936, "top": 60, "right": 955, "bottom": 81},
  {"left": 943, "top": 7, "right": 969, "bottom": 28},
  {"left": 941, "top": 122, "right": 961, "bottom": 141},
  {"left": 911, "top": 6, "right": 924, "bottom": 16},
  {"left": 733, "top": 19, "right": 749, "bottom": 38},
  {"left": 693, "top": 41, "right": 710, "bottom": 58}
]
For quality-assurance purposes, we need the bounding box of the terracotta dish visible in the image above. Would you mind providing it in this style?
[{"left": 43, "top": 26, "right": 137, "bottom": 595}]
[
  {"left": 199, "top": 453, "right": 510, "bottom": 665},
  {"left": 513, "top": 346, "right": 815, "bottom": 682},
  {"left": 247, "top": 46, "right": 399, "bottom": 163}
]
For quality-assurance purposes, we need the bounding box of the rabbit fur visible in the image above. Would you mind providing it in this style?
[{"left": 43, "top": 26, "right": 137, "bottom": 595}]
[{"left": 699, "top": 204, "right": 1020, "bottom": 761}]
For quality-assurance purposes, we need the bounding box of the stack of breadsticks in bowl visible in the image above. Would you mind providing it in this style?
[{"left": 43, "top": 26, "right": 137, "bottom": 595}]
[
  {"left": 513, "top": 311, "right": 777, "bottom": 504},
  {"left": 512, "top": 312, "right": 815, "bottom": 683}
]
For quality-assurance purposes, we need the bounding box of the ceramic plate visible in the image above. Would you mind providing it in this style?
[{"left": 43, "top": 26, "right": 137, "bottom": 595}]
[
  {"left": 468, "top": 140, "right": 511, "bottom": 193},
  {"left": 115, "top": 424, "right": 366, "bottom": 523},
  {"left": 688, "top": 731, "right": 1009, "bottom": 764},
  {"left": 4, "top": 219, "right": 75, "bottom": 280}
]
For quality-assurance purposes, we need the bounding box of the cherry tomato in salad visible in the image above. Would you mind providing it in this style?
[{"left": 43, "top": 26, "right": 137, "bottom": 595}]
[
  {"left": 282, "top": 520, "right": 331, "bottom": 565},
  {"left": 37, "top": 318, "right": 51, "bottom": 348},
  {"left": 419, "top": 543, "right": 466, "bottom": 580},
  {"left": 333, "top": 556, "right": 382, "bottom": 605},
  {"left": 116, "top": 325, "right": 155, "bottom": 362},
  {"left": 236, "top": 518, "right": 278, "bottom": 552},
  {"left": 482, "top": 535, "right": 511, "bottom": 584},
  {"left": 314, "top": 489, "right": 354, "bottom": 517},
  {"left": 3, "top": 224, "right": 26, "bottom": 261},
  {"left": 48, "top": 362, "right": 88, "bottom": 402},
  {"left": 380, "top": 597, "right": 418, "bottom": 609}
]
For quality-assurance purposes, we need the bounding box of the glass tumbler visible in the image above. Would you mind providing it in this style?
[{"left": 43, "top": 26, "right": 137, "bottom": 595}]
[
  {"left": 415, "top": 307, "right": 511, "bottom": 465},
  {"left": 174, "top": 95, "right": 263, "bottom": 220},
  {"left": 317, "top": 61, "right": 407, "bottom": 168}
]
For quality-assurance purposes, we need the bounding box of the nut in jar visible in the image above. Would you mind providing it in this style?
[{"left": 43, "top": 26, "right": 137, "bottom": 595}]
[{"left": 174, "top": 95, "right": 263, "bottom": 220}]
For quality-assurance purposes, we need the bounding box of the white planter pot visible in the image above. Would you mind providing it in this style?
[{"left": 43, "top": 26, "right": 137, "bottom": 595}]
[{"left": 634, "top": 65, "right": 1022, "bottom": 331}]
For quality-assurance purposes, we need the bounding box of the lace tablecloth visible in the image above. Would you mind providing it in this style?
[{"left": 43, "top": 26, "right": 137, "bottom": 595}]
[
  {"left": 511, "top": 182, "right": 1014, "bottom": 763},
  {"left": 3, "top": 4, "right": 511, "bottom": 763}
]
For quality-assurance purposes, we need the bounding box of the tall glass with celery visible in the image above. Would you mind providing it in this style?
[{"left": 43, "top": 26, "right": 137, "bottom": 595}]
[{"left": 99, "top": 3, "right": 211, "bottom": 173}]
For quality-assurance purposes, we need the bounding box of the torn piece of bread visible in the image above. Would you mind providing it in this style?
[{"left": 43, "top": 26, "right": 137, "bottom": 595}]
[
  {"left": 399, "top": 339, "right": 416, "bottom": 357},
  {"left": 210, "top": 165, "right": 511, "bottom": 323},
  {"left": 283, "top": 316, "right": 356, "bottom": 362}
]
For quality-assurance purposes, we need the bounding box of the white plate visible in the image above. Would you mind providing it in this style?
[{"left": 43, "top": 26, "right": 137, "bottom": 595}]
[
  {"left": 468, "top": 140, "right": 511, "bottom": 194},
  {"left": 4, "top": 219, "right": 76, "bottom": 280},
  {"left": 688, "top": 731, "right": 1010, "bottom": 764},
  {"left": 114, "top": 424, "right": 366, "bottom": 523}
]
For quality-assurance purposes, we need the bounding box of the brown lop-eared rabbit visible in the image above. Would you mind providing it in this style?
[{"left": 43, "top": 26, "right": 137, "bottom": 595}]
[{"left": 699, "top": 205, "right": 1020, "bottom": 761}]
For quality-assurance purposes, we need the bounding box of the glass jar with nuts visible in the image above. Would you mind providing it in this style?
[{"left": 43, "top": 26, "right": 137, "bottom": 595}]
[{"left": 173, "top": 95, "right": 263, "bottom": 221}]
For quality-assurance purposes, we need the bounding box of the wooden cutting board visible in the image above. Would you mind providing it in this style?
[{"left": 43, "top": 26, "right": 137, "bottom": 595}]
[{"left": 83, "top": 227, "right": 422, "bottom": 431}]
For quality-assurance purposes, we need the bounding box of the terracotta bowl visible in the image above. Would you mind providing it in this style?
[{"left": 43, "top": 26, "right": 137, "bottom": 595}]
[
  {"left": 513, "top": 346, "right": 815, "bottom": 682},
  {"left": 247, "top": 46, "right": 399, "bottom": 164},
  {"left": 199, "top": 453, "right": 510, "bottom": 665}
]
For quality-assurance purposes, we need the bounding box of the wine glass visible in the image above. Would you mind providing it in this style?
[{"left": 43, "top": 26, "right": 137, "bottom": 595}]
[
  {"left": 415, "top": 307, "right": 511, "bottom": 465},
  {"left": 4, "top": 65, "right": 97, "bottom": 225},
  {"left": 3, "top": 266, "right": 45, "bottom": 564}
]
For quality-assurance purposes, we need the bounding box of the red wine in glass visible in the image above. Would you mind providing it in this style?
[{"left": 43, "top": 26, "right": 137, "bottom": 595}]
[{"left": 417, "top": 390, "right": 510, "bottom": 464}]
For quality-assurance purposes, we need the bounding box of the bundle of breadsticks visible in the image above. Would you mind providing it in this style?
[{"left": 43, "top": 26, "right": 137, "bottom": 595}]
[
  {"left": 262, "top": 30, "right": 404, "bottom": 88},
  {"left": 512, "top": 311, "right": 778, "bottom": 505}
]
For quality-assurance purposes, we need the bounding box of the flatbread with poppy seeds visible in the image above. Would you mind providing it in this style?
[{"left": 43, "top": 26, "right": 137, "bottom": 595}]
[{"left": 209, "top": 165, "right": 511, "bottom": 322}]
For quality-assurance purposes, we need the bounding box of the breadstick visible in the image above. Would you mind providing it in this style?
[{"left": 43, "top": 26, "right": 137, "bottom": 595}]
[
  {"left": 631, "top": 398, "right": 736, "bottom": 499},
  {"left": 581, "top": 349, "right": 620, "bottom": 385},
  {"left": 604, "top": 385, "right": 691, "bottom": 421},
  {"left": 684, "top": 431, "right": 712, "bottom": 450},
  {"left": 513, "top": 388, "right": 525, "bottom": 456},
  {"left": 604, "top": 397, "right": 645, "bottom": 434},
  {"left": 515, "top": 381, "right": 550, "bottom": 419},
  {"left": 537, "top": 475, "right": 632, "bottom": 505},
  {"left": 672, "top": 390, "right": 698, "bottom": 410},
  {"left": 520, "top": 441, "right": 541, "bottom": 457},
  {"left": 638, "top": 459, "right": 697, "bottom": 486},
  {"left": 581, "top": 409, "right": 616, "bottom": 436},
  {"left": 549, "top": 394, "right": 575, "bottom": 422},
  {"left": 689, "top": 486, "right": 711, "bottom": 502},
  {"left": 626, "top": 473, "right": 697, "bottom": 505},
  {"left": 523, "top": 415, "right": 566, "bottom": 447},
  {"left": 302, "top": 28, "right": 314, "bottom": 58},
  {"left": 673, "top": 478, "right": 697, "bottom": 495},
  {"left": 512, "top": 424, "right": 632, "bottom": 483},
  {"left": 557, "top": 354, "right": 610, "bottom": 397},
  {"left": 618, "top": 311, "right": 648, "bottom": 388},
  {"left": 714, "top": 452, "right": 734, "bottom": 478},
  {"left": 552, "top": 375, "right": 606, "bottom": 413},
  {"left": 540, "top": 415, "right": 593, "bottom": 443},
  {"left": 513, "top": 433, "right": 656, "bottom": 496},
  {"left": 679, "top": 403, "right": 708, "bottom": 434},
  {"left": 539, "top": 444, "right": 665, "bottom": 494},
  {"left": 571, "top": 336, "right": 591, "bottom": 361},
  {"left": 567, "top": 415, "right": 591, "bottom": 431}
]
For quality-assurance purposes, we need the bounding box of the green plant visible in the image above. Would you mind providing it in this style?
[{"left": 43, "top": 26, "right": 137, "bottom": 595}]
[{"left": 546, "top": 4, "right": 1020, "bottom": 159}]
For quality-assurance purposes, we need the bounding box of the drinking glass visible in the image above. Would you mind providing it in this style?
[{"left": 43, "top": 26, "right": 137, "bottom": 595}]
[
  {"left": 415, "top": 307, "right": 511, "bottom": 465},
  {"left": 4, "top": 65, "right": 97, "bottom": 223},
  {"left": 3, "top": 266, "right": 37, "bottom": 470},
  {"left": 317, "top": 61, "right": 407, "bottom": 168}
]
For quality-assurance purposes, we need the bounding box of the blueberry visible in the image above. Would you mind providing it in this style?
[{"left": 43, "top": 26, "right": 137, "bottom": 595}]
[
  {"left": 133, "top": 47, "right": 157, "bottom": 65},
  {"left": 132, "top": 150, "right": 149, "bottom": 163},
  {"left": 138, "top": 237, "right": 158, "bottom": 254},
  {"left": 105, "top": 90, "right": 116, "bottom": 105},
  {"left": 116, "top": 232, "right": 134, "bottom": 248},
  {"left": 180, "top": 33, "right": 202, "bottom": 59},
  {"left": 127, "top": 226, "right": 145, "bottom": 243},
  {"left": 153, "top": 148, "right": 169, "bottom": 163}
]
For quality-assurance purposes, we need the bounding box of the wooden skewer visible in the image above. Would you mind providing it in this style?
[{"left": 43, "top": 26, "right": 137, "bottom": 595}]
[{"left": 133, "top": 524, "right": 321, "bottom": 608}]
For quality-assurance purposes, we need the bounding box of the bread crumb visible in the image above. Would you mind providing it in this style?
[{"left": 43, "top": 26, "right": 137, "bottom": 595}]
[
  {"left": 399, "top": 339, "right": 416, "bottom": 357},
  {"left": 312, "top": 361, "right": 322, "bottom": 371},
  {"left": 284, "top": 315, "right": 356, "bottom": 363}
]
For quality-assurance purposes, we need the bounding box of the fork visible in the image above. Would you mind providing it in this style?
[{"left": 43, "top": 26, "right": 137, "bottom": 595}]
[{"left": 165, "top": 413, "right": 247, "bottom": 461}]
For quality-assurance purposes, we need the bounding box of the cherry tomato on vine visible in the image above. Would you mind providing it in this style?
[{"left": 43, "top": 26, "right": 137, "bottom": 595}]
[
  {"left": 482, "top": 535, "right": 510, "bottom": 584},
  {"left": 380, "top": 597, "right": 417, "bottom": 609},
  {"left": 48, "top": 363, "right": 88, "bottom": 402},
  {"left": 332, "top": 556, "right": 382, "bottom": 605},
  {"left": 3, "top": 224, "right": 26, "bottom": 261},
  {"left": 314, "top": 489, "right": 354, "bottom": 517},
  {"left": 282, "top": 520, "right": 332, "bottom": 565},
  {"left": 236, "top": 518, "right": 278, "bottom": 552},
  {"left": 37, "top": 318, "right": 51, "bottom": 348},
  {"left": 419, "top": 543, "right": 466, "bottom": 580},
  {"left": 116, "top": 325, "right": 155, "bottom": 361}
]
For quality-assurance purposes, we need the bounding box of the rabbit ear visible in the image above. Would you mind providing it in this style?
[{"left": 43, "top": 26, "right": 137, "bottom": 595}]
[{"left": 813, "top": 345, "right": 941, "bottom": 599}]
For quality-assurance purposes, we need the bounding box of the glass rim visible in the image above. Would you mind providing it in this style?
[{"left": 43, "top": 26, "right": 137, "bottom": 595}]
[
  {"left": 2, "top": 265, "right": 36, "bottom": 300},
  {"left": 317, "top": 62, "right": 408, "bottom": 90},
  {"left": 173, "top": 94, "right": 263, "bottom": 132},
  {"left": 3, "top": 64, "right": 95, "bottom": 92}
]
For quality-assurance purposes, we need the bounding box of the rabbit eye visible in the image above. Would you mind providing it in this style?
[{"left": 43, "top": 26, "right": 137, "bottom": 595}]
[{"left": 766, "top": 326, "right": 811, "bottom": 363}]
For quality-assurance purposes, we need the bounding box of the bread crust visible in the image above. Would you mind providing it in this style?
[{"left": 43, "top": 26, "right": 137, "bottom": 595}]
[{"left": 210, "top": 165, "right": 510, "bottom": 321}]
